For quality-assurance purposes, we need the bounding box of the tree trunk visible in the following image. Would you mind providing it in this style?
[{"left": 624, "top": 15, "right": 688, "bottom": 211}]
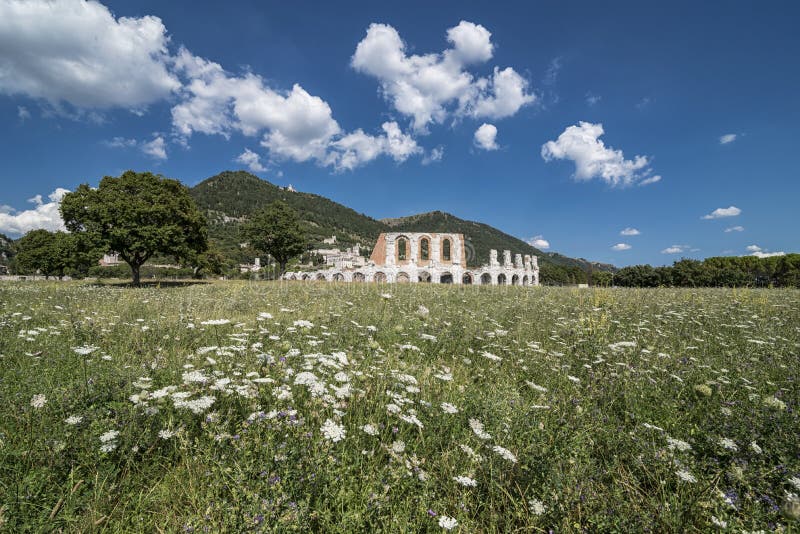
[
  {"left": 279, "top": 260, "right": 287, "bottom": 277},
  {"left": 131, "top": 263, "right": 141, "bottom": 286}
]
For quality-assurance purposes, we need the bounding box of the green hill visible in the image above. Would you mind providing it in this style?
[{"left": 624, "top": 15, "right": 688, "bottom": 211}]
[{"left": 189, "top": 171, "right": 614, "bottom": 276}]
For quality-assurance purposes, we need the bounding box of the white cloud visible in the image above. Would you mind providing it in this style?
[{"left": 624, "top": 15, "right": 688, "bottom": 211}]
[
  {"left": 235, "top": 148, "right": 266, "bottom": 172},
  {"left": 141, "top": 135, "right": 167, "bottom": 160},
  {"left": 661, "top": 245, "right": 689, "bottom": 254},
  {"left": 0, "top": 188, "right": 68, "bottom": 236},
  {"left": 330, "top": 121, "right": 421, "bottom": 171},
  {"left": 527, "top": 235, "right": 550, "bottom": 250},
  {"left": 541, "top": 122, "right": 661, "bottom": 187},
  {"left": 421, "top": 146, "right": 444, "bottom": 165},
  {"left": 751, "top": 250, "right": 785, "bottom": 258},
  {"left": 585, "top": 92, "right": 601, "bottom": 106},
  {"left": 620, "top": 227, "right": 640, "bottom": 236},
  {"left": 351, "top": 21, "right": 535, "bottom": 132},
  {"left": 104, "top": 137, "right": 138, "bottom": 148},
  {"left": 702, "top": 206, "right": 741, "bottom": 219},
  {"left": 724, "top": 225, "right": 744, "bottom": 232},
  {"left": 474, "top": 123, "right": 498, "bottom": 150},
  {"left": 171, "top": 48, "right": 420, "bottom": 170},
  {"left": 745, "top": 244, "right": 761, "bottom": 252},
  {"left": 0, "top": 0, "right": 180, "bottom": 110},
  {"left": 611, "top": 243, "right": 631, "bottom": 251},
  {"left": 719, "top": 133, "right": 737, "bottom": 145},
  {"left": 17, "top": 105, "right": 30, "bottom": 121}
]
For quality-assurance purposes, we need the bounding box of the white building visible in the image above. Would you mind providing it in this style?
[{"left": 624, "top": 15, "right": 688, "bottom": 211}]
[{"left": 285, "top": 232, "right": 539, "bottom": 285}]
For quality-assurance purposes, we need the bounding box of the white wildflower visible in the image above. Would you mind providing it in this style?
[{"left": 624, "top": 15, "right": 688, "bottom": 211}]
[
  {"left": 667, "top": 437, "right": 692, "bottom": 452},
  {"left": 441, "top": 402, "right": 459, "bottom": 414},
  {"left": 30, "top": 394, "right": 47, "bottom": 409},
  {"left": 438, "top": 516, "right": 457, "bottom": 530},
  {"left": 361, "top": 424, "right": 379, "bottom": 436},
  {"left": 158, "top": 429, "right": 176, "bottom": 439},
  {"left": 320, "top": 419, "right": 346, "bottom": 442},
  {"left": 676, "top": 469, "right": 697, "bottom": 483},
  {"left": 200, "top": 319, "right": 230, "bottom": 326},
  {"left": 453, "top": 475, "right": 477, "bottom": 487},
  {"left": 391, "top": 440, "right": 406, "bottom": 453},
  {"left": 719, "top": 437, "right": 738, "bottom": 451},
  {"left": 469, "top": 418, "right": 492, "bottom": 440},
  {"left": 492, "top": 445, "right": 518, "bottom": 463},
  {"left": 528, "top": 498, "right": 547, "bottom": 515},
  {"left": 65, "top": 415, "right": 83, "bottom": 425},
  {"left": 100, "top": 430, "right": 119, "bottom": 443},
  {"left": 749, "top": 441, "right": 763, "bottom": 455}
]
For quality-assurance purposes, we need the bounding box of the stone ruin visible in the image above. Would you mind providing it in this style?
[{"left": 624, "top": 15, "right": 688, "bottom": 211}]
[{"left": 283, "top": 232, "right": 539, "bottom": 286}]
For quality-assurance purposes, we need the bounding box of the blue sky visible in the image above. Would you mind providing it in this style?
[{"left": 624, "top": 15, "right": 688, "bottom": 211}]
[{"left": 0, "top": 0, "right": 797, "bottom": 266}]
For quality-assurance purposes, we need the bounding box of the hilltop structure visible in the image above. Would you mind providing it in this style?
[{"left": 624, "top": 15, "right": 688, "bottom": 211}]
[{"left": 284, "top": 232, "right": 539, "bottom": 285}]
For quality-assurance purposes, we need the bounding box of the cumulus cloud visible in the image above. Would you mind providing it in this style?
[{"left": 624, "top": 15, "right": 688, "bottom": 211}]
[
  {"left": 611, "top": 243, "right": 631, "bottom": 251},
  {"left": 527, "top": 235, "right": 550, "bottom": 250},
  {"left": 235, "top": 148, "right": 266, "bottom": 172},
  {"left": 0, "top": 0, "right": 180, "bottom": 110},
  {"left": 725, "top": 225, "right": 744, "bottom": 232},
  {"left": 104, "top": 135, "right": 167, "bottom": 159},
  {"left": 702, "top": 206, "right": 741, "bottom": 219},
  {"left": 422, "top": 146, "right": 444, "bottom": 165},
  {"left": 745, "top": 245, "right": 761, "bottom": 252},
  {"left": 661, "top": 245, "right": 689, "bottom": 254},
  {"left": 141, "top": 135, "right": 167, "bottom": 160},
  {"left": 541, "top": 122, "right": 661, "bottom": 187},
  {"left": 751, "top": 250, "right": 785, "bottom": 258},
  {"left": 620, "top": 227, "right": 640, "bottom": 236},
  {"left": 17, "top": 105, "right": 30, "bottom": 121},
  {"left": 351, "top": 21, "right": 535, "bottom": 131},
  {"left": 329, "top": 121, "right": 421, "bottom": 171},
  {"left": 719, "top": 133, "right": 737, "bottom": 145},
  {"left": 474, "top": 123, "right": 498, "bottom": 150},
  {"left": 0, "top": 188, "right": 68, "bottom": 236}
]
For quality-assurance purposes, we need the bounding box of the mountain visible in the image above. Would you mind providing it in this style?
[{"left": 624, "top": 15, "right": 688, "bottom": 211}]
[
  {"left": 189, "top": 171, "right": 614, "bottom": 275},
  {"left": 0, "top": 233, "right": 15, "bottom": 266}
]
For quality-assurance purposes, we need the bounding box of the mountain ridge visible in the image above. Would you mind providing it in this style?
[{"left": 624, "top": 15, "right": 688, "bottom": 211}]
[{"left": 189, "top": 171, "right": 615, "bottom": 275}]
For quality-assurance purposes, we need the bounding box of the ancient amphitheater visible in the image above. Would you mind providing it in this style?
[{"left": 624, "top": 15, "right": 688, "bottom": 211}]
[{"left": 284, "top": 232, "right": 539, "bottom": 285}]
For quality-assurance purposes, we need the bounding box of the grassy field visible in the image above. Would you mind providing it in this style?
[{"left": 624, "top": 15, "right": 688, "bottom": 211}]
[{"left": 1, "top": 281, "right": 798, "bottom": 532}]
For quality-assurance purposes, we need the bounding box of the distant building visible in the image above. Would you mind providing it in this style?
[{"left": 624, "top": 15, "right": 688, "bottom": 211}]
[
  {"left": 99, "top": 253, "right": 122, "bottom": 266},
  {"left": 240, "top": 257, "right": 261, "bottom": 273},
  {"left": 285, "top": 232, "right": 539, "bottom": 285}
]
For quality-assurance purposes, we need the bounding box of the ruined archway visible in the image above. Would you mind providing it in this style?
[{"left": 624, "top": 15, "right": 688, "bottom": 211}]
[
  {"left": 301, "top": 274, "right": 310, "bottom": 281},
  {"left": 480, "top": 273, "right": 492, "bottom": 285},
  {"left": 419, "top": 236, "right": 430, "bottom": 261},
  {"left": 418, "top": 271, "right": 431, "bottom": 283},
  {"left": 497, "top": 273, "right": 507, "bottom": 285},
  {"left": 522, "top": 275, "right": 529, "bottom": 286},
  {"left": 397, "top": 272, "right": 410, "bottom": 283},
  {"left": 396, "top": 236, "right": 409, "bottom": 263},
  {"left": 315, "top": 273, "right": 327, "bottom": 281},
  {"left": 289, "top": 274, "right": 297, "bottom": 280},
  {"left": 512, "top": 274, "right": 520, "bottom": 286},
  {"left": 352, "top": 272, "right": 365, "bottom": 282},
  {"left": 462, "top": 273, "right": 473, "bottom": 285},
  {"left": 333, "top": 272, "right": 345, "bottom": 282},
  {"left": 373, "top": 272, "right": 387, "bottom": 283},
  {"left": 439, "top": 272, "right": 453, "bottom": 284},
  {"left": 441, "top": 237, "right": 452, "bottom": 262}
]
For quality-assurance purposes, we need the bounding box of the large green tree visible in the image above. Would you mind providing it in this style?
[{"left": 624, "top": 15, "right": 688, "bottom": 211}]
[
  {"left": 60, "top": 171, "right": 208, "bottom": 285},
  {"left": 242, "top": 200, "right": 306, "bottom": 275},
  {"left": 15, "top": 230, "right": 75, "bottom": 279}
]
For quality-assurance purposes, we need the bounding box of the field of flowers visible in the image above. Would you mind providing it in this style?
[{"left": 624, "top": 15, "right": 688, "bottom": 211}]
[{"left": 0, "top": 281, "right": 798, "bottom": 532}]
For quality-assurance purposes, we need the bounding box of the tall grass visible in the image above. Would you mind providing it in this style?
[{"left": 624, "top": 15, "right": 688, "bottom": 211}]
[{"left": 0, "top": 281, "right": 798, "bottom": 531}]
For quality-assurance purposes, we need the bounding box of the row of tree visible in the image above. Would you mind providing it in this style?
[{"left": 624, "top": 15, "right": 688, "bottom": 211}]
[
  {"left": 605, "top": 256, "right": 800, "bottom": 288},
  {"left": 12, "top": 171, "right": 307, "bottom": 285}
]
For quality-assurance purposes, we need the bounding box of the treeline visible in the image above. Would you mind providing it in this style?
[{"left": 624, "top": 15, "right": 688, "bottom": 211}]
[{"left": 610, "top": 255, "right": 800, "bottom": 288}]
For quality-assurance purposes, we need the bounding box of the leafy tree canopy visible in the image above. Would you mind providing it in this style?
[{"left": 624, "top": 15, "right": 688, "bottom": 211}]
[
  {"left": 60, "top": 171, "right": 208, "bottom": 285},
  {"left": 242, "top": 200, "right": 306, "bottom": 274}
]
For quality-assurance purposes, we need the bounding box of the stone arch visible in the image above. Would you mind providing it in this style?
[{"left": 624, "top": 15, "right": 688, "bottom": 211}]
[
  {"left": 289, "top": 274, "right": 297, "bottom": 281},
  {"left": 315, "top": 273, "right": 327, "bottom": 281},
  {"left": 522, "top": 275, "right": 529, "bottom": 286},
  {"left": 419, "top": 236, "right": 431, "bottom": 261},
  {"left": 301, "top": 274, "right": 311, "bottom": 281},
  {"left": 462, "top": 272, "right": 473, "bottom": 285},
  {"left": 512, "top": 274, "right": 520, "bottom": 286},
  {"left": 373, "top": 272, "right": 387, "bottom": 283},
  {"left": 352, "top": 272, "right": 365, "bottom": 282},
  {"left": 332, "top": 272, "right": 345, "bottom": 282},
  {"left": 396, "top": 235, "right": 410, "bottom": 263},
  {"left": 418, "top": 271, "right": 431, "bottom": 283},
  {"left": 441, "top": 237, "right": 452, "bottom": 262},
  {"left": 396, "top": 272, "right": 411, "bottom": 283},
  {"left": 439, "top": 272, "right": 453, "bottom": 284},
  {"left": 497, "top": 273, "right": 507, "bottom": 285},
  {"left": 480, "top": 273, "right": 492, "bottom": 285}
]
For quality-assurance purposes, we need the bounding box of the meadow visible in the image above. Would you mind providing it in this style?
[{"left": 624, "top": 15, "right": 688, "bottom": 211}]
[{"left": 0, "top": 281, "right": 798, "bottom": 532}]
